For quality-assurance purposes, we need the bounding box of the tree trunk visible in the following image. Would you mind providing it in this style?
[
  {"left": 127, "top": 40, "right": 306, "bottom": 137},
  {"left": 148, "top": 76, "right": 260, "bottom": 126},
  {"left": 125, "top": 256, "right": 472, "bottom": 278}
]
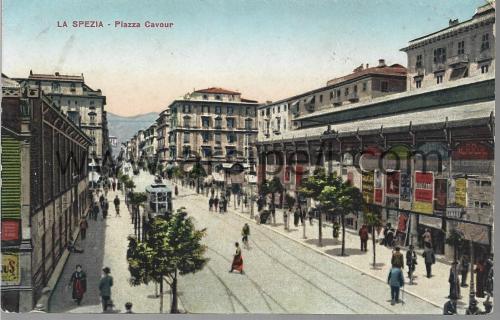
[
  {"left": 318, "top": 209, "right": 323, "bottom": 247},
  {"left": 372, "top": 228, "right": 376, "bottom": 267},
  {"left": 170, "top": 270, "right": 179, "bottom": 313},
  {"left": 159, "top": 278, "right": 164, "bottom": 313},
  {"left": 341, "top": 213, "right": 346, "bottom": 256}
]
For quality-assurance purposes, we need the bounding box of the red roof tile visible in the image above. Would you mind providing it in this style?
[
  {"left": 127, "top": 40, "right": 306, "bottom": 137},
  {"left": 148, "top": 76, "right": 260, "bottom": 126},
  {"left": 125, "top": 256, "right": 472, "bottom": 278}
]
[
  {"left": 326, "top": 65, "right": 407, "bottom": 86},
  {"left": 194, "top": 87, "right": 241, "bottom": 95}
]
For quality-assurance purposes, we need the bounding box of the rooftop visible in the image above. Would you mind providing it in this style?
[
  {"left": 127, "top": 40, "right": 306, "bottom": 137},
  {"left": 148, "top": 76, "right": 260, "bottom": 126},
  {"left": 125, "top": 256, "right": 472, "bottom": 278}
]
[
  {"left": 27, "top": 70, "right": 84, "bottom": 82},
  {"left": 1, "top": 74, "right": 20, "bottom": 89},
  {"left": 194, "top": 87, "right": 241, "bottom": 95},
  {"left": 326, "top": 61, "right": 406, "bottom": 86}
]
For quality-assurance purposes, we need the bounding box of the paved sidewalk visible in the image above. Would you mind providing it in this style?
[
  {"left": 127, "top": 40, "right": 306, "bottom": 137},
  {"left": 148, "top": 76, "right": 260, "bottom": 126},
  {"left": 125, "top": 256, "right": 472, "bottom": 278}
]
[{"left": 183, "top": 184, "right": 478, "bottom": 313}]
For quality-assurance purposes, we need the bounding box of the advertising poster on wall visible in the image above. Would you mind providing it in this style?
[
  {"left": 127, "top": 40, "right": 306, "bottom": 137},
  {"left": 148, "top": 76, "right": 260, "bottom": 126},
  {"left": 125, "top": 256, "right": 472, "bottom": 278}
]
[
  {"left": 455, "top": 178, "right": 467, "bottom": 207},
  {"left": 1, "top": 220, "right": 20, "bottom": 242},
  {"left": 399, "top": 172, "right": 412, "bottom": 210},
  {"left": 374, "top": 170, "right": 383, "bottom": 204},
  {"left": 395, "top": 212, "right": 409, "bottom": 247},
  {"left": 412, "top": 171, "right": 434, "bottom": 214},
  {"left": 1, "top": 253, "right": 20, "bottom": 286},
  {"left": 362, "top": 171, "right": 374, "bottom": 204},
  {"left": 434, "top": 179, "right": 448, "bottom": 213},
  {"left": 386, "top": 171, "right": 400, "bottom": 195}
]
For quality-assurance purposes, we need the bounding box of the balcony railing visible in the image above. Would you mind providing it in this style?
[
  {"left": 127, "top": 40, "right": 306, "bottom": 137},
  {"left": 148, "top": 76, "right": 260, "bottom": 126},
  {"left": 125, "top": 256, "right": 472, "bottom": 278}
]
[
  {"left": 347, "top": 91, "right": 359, "bottom": 102},
  {"left": 447, "top": 54, "right": 469, "bottom": 66},
  {"left": 432, "top": 61, "right": 446, "bottom": 72}
]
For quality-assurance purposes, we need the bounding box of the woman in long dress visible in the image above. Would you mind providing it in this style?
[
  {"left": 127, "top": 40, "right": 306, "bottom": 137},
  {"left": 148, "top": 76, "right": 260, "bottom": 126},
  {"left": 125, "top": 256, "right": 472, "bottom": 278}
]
[
  {"left": 229, "top": 242, "right": 244, "bottom": 274},
  {"left": 69, "top": 264, "right": 87, "bottom": 305}
]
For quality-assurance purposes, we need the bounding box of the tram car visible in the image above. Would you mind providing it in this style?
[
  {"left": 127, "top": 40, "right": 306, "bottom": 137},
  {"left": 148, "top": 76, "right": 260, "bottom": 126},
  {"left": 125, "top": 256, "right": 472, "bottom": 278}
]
[{"left": 145, "top": 183, "right": 173, "bottom": 218}]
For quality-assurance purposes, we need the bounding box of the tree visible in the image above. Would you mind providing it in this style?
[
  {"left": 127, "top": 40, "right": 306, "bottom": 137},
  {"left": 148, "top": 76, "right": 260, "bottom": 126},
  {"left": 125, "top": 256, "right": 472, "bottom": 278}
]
[
  {"left": 364, "top": 211, "right": 382, "bottom": 267},
  {"left": 189, "top": 161, "right": 207, "bottom": 194},
  {"left": 319, "top": 177, "right": 362, "bottom": 256},
  {"left": 299, "top": 167, "right": 329, "bottom": 246},
  {"left": 127, "top": 207, "right": 208, "bottom": 313},
  {"left": 267, "top": 177, "right": 284, "bottom": 208}
]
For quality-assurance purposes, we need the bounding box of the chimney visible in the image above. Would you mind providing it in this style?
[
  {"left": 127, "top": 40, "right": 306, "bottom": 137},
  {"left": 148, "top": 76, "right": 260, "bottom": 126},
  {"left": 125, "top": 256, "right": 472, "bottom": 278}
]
[
  {"left": 378, "top": 59, "right": 386, "bottom": 67},
  {"left": 29, "top": 69, "right": 33, "bottom": 75},
  {"left": 449, "top": 19, "right": 459, "bottom": 26},
  {"left": 366, "top": 63, "right": 369, "bottom": 69}
]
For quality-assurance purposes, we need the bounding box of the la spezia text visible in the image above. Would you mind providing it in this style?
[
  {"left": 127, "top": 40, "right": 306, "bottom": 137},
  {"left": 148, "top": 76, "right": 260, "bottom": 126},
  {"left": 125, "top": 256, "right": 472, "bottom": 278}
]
[{"left": 57, "top": 21, "right": 174, "bottom": 28}]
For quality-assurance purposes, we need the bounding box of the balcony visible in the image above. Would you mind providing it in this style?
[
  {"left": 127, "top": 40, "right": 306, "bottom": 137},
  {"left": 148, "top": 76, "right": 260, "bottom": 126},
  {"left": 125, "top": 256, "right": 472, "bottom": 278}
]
[
  {"left": 447, "top": 54, "right": 469, "bottom": 67},
  {"left": 432, "top": 61, "right": 446, "bottom": 73},
  {"left": 476, "top": 50, "right": 493, "bottom": 63},
  {"left": 347, "top": 91, "right": 359, "bottom": 102}
]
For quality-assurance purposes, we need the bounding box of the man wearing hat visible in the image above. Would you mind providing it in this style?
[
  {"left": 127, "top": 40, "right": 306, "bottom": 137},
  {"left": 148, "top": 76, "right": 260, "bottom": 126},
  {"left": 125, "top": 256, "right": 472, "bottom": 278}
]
[
  {"left": 124, "top": 302, "right": 133, "bottom": 313},
  {"left": 443, "top": 295, "right": 457, "bottom": 315},
  {"left": 99, "top": 267, "right": 114, "bottom": 312}
]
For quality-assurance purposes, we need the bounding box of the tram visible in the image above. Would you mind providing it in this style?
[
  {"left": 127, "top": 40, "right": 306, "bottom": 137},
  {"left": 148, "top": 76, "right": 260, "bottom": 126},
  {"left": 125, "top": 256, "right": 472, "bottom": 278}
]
[{"left": 145, "top": 183, "right": 173, "bottom": 218}]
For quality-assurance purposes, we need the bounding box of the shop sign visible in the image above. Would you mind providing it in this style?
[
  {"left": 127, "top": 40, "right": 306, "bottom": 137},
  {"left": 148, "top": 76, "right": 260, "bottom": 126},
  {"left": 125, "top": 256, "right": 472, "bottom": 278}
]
[
  {"left": 434, "top": 179, "right": 448, "bottom": 212},
  {"left": 1, "top": 220, "right": 20, "bottom": 241},
  {"left": 374, "top": 170, "right": 383, "bottom": 204},
  {"left": 446, "top": 207, "right": 464, "bottom": 219},
  {"left": 412, "top": 171, "right": 433, "bottom": 214},
  {"left": 362, "top": 171, "right": 374, "bottom": 204},
  {"left": 419, "top": 215, "right": 442, "bottom": 229},
  {"left": 452, "top": 143, "right": 494, "bottom": 160},
  {"left": 386, "top": 171, "right": 400, "bottom": 195},
  {"left": 1, "top": 253, "right": 20, "bottom": 285},
  {"left": 455, "top": 178, "right": 467, "bottom": 207},
  {"left": 399, "top": 172, "right": 412, "bottom": 210}
]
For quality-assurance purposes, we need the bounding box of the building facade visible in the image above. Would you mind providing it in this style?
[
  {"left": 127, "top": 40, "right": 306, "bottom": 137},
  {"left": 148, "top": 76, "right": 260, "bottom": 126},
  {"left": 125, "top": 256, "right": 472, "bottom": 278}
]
[
  {"left": 167, "top": 87, "right": 259, "bottom": 176},
  {"left": 15, "top": 71, "right": 109, "bottom": 169},
  {"left": 156, "top": 109, "right": 171, "bottom": 164},
  {"left": 1, "top": 75, "right": 92, "bottom": 312}
]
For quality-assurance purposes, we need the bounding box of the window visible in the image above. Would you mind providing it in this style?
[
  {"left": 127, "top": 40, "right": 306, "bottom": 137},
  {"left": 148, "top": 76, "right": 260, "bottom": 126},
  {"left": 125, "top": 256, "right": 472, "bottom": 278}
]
[
  {"left": 227, "top": 118, "right": 235, "bottom": 128},
  {"left": 344, "top": 87, "right": 349, "bottom": 96},
  {"left": 381, "top": 81, "right": 388, "bottom": 92},
  {"left": 227, "top": 133, "right": 236, "bottom": 143},
  {"left": 70, "top": 83, "right": 76, "bottom": 92},
  {"left": 353, "top": 85, "right": 358, "bottom": 93},
  {"left": 215, "top": 95, "right": 221, "bottom": 100},
  {"left": 215, "top": 118, "right": 222, "bottom": 128},
  {"left": 458, "top": 41, "right": 465, "bottom": 55},
  {"left": 245, "top": 107, "right": 252, "bottom": 116},
  {"left": 283, "top": 121, "right": 286, "bottom": 130},
  {"left": 416, "top": 54, "right": 423, "bottom": 68},
  {"left": 319, "top": 95, "right": 323, "bottom": 103},
  {"left": 215, "top": 106, "right": 221, "bottom": 114},
  {"left": 260, "top": 110, "right": 264, "bottom": 117},
  {"left": 436, "top": 74, "right": 443, "bottom": 84},
  {"left": 68, "top": 100, "right": 71, "bottom": 106},
  {"left": 336, "top": 89, "right": 341, "bottom": 97},
  {"left": 276, "top": 118, "right": 281, "bottom": 131},
  {"left": 202, "top": 132, "right": 210, "bottom": 143},
  {"left": 183, "top": 146, "right": 191, "bottom": 158},
  {"left": 481, "top": 64, "right": 489, "bottom": 74},
  {"left": 202, "top": 147, "right": 211, "bottom": 158},
  {"left": 362, "top": 82, "right": 367, "bottom": 91},
  {"left": 227, "top": 148, "right": 236, "bottom": 157},
  {"left": 481, "top": 180, "right": 492, "bottom": 187},
  {"left": 183, "top": 105, "right": 191, "bottom": 113},
  {"left": 203, "top": 94, "right": 208, "bottom": 100},
  {"left": 183, "top": 117, "right": 191, "bottom": 128},
  {"left": 215, "top": 133, "right": 221, "bottom": 144},
  {"left": 415, "top": 79, "right": 422, "bottom": 88},
  {"left": 52, "top": 82, "right": 61, "bottom": 92},
  {"left": 202, "top": 117, "right": 210, "bottom": 128},
  {"left": 481, "top": 34, "right": 490, "bottom": 51},
  {"left": 227, "top": 106, "right": 233, "bottom": 115},
  {"left": 202, "top": 105, "right": 210, "bottom": 113},
  {"left": 277, "top": 106, "right": 280, "bottom": 113},
  {"left": 90, "top": 100, "right": 94, "bottom": 105},
  {"left": 245, "top": 119, "right": 252, "bottom": 130},
  {"left": 266, "top": 108, "right": 270, "bottom": 116},
  {"left": 330, "top": 91, "right": 334, "bottom": 100},
  {"left": 184, "top": 132, "right": 190, "bottom": 143},
  {"left": 433, "top": 47, "right": 446, "bottom": 64}
]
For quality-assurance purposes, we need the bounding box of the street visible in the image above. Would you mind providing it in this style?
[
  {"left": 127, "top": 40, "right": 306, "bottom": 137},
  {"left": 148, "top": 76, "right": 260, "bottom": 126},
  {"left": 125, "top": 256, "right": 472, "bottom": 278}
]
[{"left": 48, "top": 171, "right": 443, "bottom": 314}]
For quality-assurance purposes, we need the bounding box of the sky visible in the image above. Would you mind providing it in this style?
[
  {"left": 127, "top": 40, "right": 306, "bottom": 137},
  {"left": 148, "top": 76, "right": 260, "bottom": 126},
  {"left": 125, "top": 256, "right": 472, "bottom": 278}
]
[{"left": 2, "top": 0, "right": 487, "bottom": 116}]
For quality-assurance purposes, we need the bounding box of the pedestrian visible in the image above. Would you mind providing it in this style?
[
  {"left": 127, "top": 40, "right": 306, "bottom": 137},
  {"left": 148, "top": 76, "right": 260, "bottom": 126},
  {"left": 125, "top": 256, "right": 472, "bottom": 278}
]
[
  {"left": 209, "top": 197, "right": 214, "bottom": 211},
  {"left": 79, "top": 217, "right": 88, "bottom": 240},
  {"left": 104, "top": 184, "right": 109, "bottom": 197},
  {"left": 300, "top": 207, "right": 305, "bottom": 225},
  {"left": 382, "top": 223, "right": 391, "bottom": 246},
  {"left": 92, "top": 203, "right": 100, "bottom": 221},
  {"left": 485, "top": 256, "right": 493, "bottom": 297},
  {"left": 475, "top": 258, "right": 486, "bottom": 298},
  {"left": 124, "top": 302, "right": 133, "bottom": 313},
  {"left": 241, "top": 223, "right": 250, "bottom": 249},
  {"left": 387, "top": 265, "right": 404, "bottom": 305},
  {"left": 112, "top": 180, "right": 116, "bottom": 192},
  {"left": 219, "top": 197, "right": 224, "bottom": 213},
  {"left": 211, "top": 187, "right": 215, "bottom": 198},
  {"left": 67, "top": 234, "right": 84, "bottom": 253},
  {"left": 459, "top": 255, "right": 470, "bottom": 287},
  {"left": 422, "top": 243, "right": 436, "bottom": 278},
  {"left": 99, "top": 267, "right": 114, "bottom": 312},
  {"left": 223, "top": 196, "right": 228, "bottom": 212},
  {"left": 69, "top": 264, "right": 87, "bottom": 305},
  {"left": 358, "top": 224, "right": 369, "bottom": 252},
  {"left": 406, "top": 245, "right": 417, "bottom": 281},
  {"left": 229, "top": 242, "right": 244, "bottom": 274},
  {"left": 213, "top": 196, "right": 219, "bottom": 212},
  {"left": 448, "top": 262, "right": 460, "bottom": 299},
  {"left": 443, "top": 295, "right": 458, "bottom": 315},
  {"left": 283, "top": 210, "right": 289, "bottom": 231},
  {"left": 293, "top": 207, "right": 300, "bottom": 227},
  {"left": 465, "top": 299, "right": 480, "bottom": 315},
  {"left": 391, "top": 246, "right": 404, "bottom": 269},
  {"left": 114, "top": 195, "right": 120, "bottom": 217},
  {"left": 385, "top": 227, "right": 395, "bottom": 248},
  {"left": 99, "top": 193, "right": 105, "bottom": 208},
  {"left": 102, "top": 199, "right": 109, "bottom": 219},
  {"left": 308, "top": 207, "right": 314, "bottom": 225},
  {"left": 422, "top": 228, "right": 432, "bottom": 248}
]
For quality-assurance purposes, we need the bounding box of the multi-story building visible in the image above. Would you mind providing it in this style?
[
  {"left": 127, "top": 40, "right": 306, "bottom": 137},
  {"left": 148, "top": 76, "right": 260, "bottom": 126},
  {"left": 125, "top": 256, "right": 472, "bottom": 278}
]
[
  {"left": 14, "top": 71, "right": 109, "bottom": 170},
  {"left": 256, "top": 2, "right": 495, "bottom": 259},
  {"left": 401, "top": 3, "right": 495, "bottom": 91},
  {"left": 167, "top": 87, "right": 259, "bottom": 177},
  {"left": 156, "top": 109, "right": 171, "bottom": 164},
  {"left": 1, "top": 75, "right": 92, "bottom": 311},
  {"left": 142, "top": 123, "right": 158, "bottom": 165}
]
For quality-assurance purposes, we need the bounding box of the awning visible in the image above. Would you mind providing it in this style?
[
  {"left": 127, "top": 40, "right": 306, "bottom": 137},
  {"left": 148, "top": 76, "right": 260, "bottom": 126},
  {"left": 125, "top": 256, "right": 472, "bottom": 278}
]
[
  {"left": 450, "top": 66, "right": 468, "bottom": 80},
  {"left": 222, "top": 163, "right": 233, "bottom": 169},
  {"left": 290, "top": 100, "right": 300, "bottom": 114}
]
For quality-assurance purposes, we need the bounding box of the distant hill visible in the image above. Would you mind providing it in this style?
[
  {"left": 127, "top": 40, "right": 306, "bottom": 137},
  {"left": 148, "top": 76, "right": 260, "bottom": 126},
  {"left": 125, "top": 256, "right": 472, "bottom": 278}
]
[{"left": 107, "top": 112, "right": 158, "bottom": 156}]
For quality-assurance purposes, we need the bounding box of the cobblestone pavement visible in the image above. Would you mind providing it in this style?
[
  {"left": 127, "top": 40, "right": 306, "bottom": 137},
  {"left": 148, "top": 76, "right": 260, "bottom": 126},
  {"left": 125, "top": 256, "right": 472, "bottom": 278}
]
[{"left": 50, "top": 171, "right": 442, "bottom": 314}]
